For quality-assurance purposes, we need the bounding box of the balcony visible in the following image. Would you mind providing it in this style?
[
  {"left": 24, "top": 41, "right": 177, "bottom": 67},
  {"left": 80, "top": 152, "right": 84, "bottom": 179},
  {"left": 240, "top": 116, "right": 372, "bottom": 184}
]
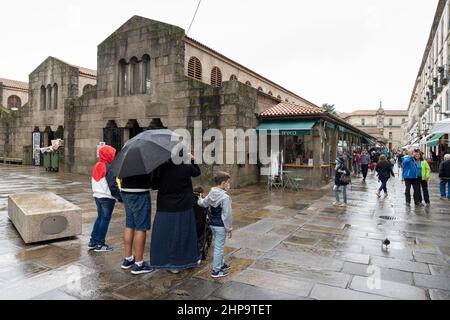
[{"left": 439, "top": 65, "right": 449, "bottom": 85}]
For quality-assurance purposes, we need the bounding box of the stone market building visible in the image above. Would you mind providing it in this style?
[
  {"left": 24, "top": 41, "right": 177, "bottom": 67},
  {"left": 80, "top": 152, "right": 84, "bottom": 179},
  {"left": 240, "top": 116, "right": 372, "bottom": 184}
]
[
  {"left": 340, "top": 103, "right": 408, "bottom": 150},
  {"left": 0, "top": 16, "right": 373, "bottom": 188}
]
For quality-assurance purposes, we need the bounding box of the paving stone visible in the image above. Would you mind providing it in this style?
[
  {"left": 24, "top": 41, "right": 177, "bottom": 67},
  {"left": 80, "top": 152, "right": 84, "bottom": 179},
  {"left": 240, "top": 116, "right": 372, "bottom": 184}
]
[
  {"left": 211, "top": 281, "right": 305, "bottom": 300},
  {"left": 413, "top": 252, "right": 450, "bottom": 266},
  {"left": 429, "top": 289, "right": 450, "bottom": 300},
  {"left": 335, "top": 252, "right": 370, "bottom": 264},
  {"left": 363, "top": 245, "right": 414, "bottom": 261},
  {"left": 350, "top": 275, "right": 427, "bottom": 300},
  {"left": 233, "top": 268, "right": 314, "bottom": 298},
  {"left": 0, "top": 264, "right": 96, "bottom": 300},
  {"left": 301, "top": 224, "right": 346, "bottom": 235},
  {"left": 237, "top": 218, "right": 286, "bottom": 234},
  {"left": 31, "top": 289, "right": 79, "bottom": 300},
  {"left": 252, "top": 259, "right": 351, "bottom": 288},
  {"left": 231, "top": 248, "right": 265, "bottom": 260},
  {"left": 194, "top": 257, "right": 254, "bottom": 284},
  {"left": 283, "top": 235, "right": 320, "bottom": 246},
  {"left": 267, "top": 224, "right": 300, "bottom": 236},
  {"left": 226, "top": 231, "right": 286, "bottom": 252},
  {"left": 371, "top": 256, "right": 430, "bottom": 274},
  {"left": 0, "top": 262, "right": 49, "bottom": 284},
  {"left": 429, "top": 265, "right": 450, "bottom": 277},
  {"left": 275, "top": 242, "right": 335, "bottom": 257},
  {"left": 342, "top": 262, "right": 413, "bottom": 285},
  {"left": 413, "top": 274, "right": 450, "bottom": 291},
  {"left": 309, "top": 283, "right": 393, "bottom": 300},
  {"left": 159, "top": 279, "right": 223, "bottom": 300},
  {"left": 263, "top": 248, "right": 344, "bottom": 271}
]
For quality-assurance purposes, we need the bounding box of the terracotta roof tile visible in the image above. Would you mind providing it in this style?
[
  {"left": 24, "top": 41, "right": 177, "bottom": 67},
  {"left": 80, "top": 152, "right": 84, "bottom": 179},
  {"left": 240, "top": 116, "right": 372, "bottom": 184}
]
[
  {"left": 78, "top": 67, "right": 97, "bottom": 78},
  {"left": 260, "top": 101, "right": 326, "bottom": 117},
  {"left": 0, "top": 78, "right": 28, "bottom": 91}
]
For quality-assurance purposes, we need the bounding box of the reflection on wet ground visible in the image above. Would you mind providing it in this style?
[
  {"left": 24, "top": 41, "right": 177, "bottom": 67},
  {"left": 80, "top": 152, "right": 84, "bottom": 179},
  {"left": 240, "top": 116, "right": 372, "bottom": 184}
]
[{"left": 0, "top": 164, "right": 449, "bottom": 300}]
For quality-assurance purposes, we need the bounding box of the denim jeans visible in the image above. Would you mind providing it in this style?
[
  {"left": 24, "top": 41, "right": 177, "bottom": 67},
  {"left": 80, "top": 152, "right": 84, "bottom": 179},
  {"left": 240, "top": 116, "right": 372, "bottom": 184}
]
[
  {"left": 90, "top": 197, "right": 116, "bottom": 246},
  {"left": 210, "top": 226, "right": 227, "bottom": 272},
  {"left": 334, "top": 185, "right": 347, "bottom": 203},
  {"left": 440, "top": 179, "right": 450, "bottom": 198},
  {"left": 378, "top": 177, "right": 389, "bottom": 193},
  {"left": 354, "top": 163, "right": 360, "bottom": 175}
]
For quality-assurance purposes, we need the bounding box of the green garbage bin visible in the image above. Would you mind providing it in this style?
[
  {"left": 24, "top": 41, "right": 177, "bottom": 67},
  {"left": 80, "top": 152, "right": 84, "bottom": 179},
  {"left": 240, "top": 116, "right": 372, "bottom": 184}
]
[
  {"left": 50, "top": 149, "right": 61, "bottom": 172},
  {"left": 43, "top": 152, "right": 52, "bottom": 171}
]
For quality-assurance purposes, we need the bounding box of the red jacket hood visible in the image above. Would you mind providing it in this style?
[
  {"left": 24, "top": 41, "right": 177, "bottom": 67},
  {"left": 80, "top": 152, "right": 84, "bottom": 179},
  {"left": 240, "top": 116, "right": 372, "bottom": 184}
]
[{"left": 99, "top": 145, "right": 116, "bottom": 164}]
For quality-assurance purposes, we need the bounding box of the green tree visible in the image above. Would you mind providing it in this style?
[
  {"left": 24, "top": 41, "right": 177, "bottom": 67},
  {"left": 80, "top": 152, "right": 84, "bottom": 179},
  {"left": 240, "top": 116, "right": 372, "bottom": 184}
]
[{"left": 322, "top": 103, "right": 338, "bottom": 115}]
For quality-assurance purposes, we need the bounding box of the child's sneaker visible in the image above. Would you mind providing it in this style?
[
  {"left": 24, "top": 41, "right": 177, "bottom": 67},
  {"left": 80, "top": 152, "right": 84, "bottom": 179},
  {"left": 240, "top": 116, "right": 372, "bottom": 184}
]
[
  {"left": 121, "top": 258, "right": 136, "bottom": 270},
  {"left": 220, "top": 263, "right": 231, "bottom": 272},
  {"left": 211, "top": 269, "right": 228, "bottom": 278},
  {"left": 131, "top": 262, "right": 153, "bottom": 275},
  {"left": 94, "top": 244, "right": 113, "bottom": 252},
  {"left": 87, "top": 242, "right": 97, "bottom": 250}
]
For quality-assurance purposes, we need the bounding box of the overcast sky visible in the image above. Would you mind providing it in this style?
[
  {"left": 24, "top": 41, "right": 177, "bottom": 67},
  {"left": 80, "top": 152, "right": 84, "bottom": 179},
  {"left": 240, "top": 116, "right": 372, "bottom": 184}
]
[{"left": 0, "top": 0, "right": 439, "bottom": 112}]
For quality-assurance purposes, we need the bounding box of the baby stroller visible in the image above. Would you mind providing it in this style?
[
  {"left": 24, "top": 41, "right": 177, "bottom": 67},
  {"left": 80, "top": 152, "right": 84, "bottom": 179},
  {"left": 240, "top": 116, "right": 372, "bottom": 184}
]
[{"left": 193, "top": 190, "right": 213, "bottom": 260}]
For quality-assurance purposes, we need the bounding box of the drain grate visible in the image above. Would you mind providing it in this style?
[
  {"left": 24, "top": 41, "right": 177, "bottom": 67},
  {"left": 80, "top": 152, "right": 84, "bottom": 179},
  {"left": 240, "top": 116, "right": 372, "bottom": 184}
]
[{"left": 379, "top": 216, "right": 397, "bottom": 221}]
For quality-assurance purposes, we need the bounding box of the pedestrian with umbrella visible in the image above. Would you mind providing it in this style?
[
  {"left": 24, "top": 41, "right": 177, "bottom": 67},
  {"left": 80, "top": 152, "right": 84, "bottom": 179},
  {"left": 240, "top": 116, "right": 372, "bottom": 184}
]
[
  {"left": 111, "top": 126, "right": 182, "bottom": 275},
  {"left": 149, "top": 151, "right": 201, "bottom": 273}
]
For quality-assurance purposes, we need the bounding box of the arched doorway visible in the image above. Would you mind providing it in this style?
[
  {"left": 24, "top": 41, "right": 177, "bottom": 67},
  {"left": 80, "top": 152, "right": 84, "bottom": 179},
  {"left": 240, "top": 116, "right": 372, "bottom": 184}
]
[{"left": 103, "top": 120, "right": 123, "bottom": 151}]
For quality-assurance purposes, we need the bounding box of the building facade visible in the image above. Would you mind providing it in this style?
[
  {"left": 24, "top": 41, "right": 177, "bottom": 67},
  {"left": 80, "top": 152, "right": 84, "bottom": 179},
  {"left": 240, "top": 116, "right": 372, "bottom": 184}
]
[
  {"left": 405, "top": 0, "right": 450, "bottom": 157},
  {"left": 0, "top": 78, "right": 28, "bottom": 110},
  {"left": 0, "top": 16, "right": 373, "bottom": 188},
  {"left": 340, "top": 104, "right": 408, "bottom": 150}
]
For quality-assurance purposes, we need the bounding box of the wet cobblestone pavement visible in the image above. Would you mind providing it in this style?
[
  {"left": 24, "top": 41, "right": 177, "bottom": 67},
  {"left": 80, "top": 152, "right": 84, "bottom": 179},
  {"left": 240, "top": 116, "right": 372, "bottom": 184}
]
[{"left": 0, "top": 164, "right": 449, "bottom": 300}]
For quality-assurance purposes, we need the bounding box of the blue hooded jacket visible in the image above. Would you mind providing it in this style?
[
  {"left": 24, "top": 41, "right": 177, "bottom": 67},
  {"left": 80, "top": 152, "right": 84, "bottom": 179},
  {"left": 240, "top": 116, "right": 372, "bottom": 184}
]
[{"left": 402, "top": 156, "right": 418, "bottom": 179}]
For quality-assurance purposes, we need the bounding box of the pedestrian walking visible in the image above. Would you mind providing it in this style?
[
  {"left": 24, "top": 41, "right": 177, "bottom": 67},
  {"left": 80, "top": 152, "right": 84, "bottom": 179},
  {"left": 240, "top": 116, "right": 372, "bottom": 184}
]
[
  {"left": 88, "top": 145, "right": 122, "bottom": 252},
  {"left": 149, "top": 153, "right": 201, "bottom": 273},
  {"left": 439, "top": 154, "right": 450, "bottom": 200},
  {"left": 354, "top": 151, "right": 361, "bottom": 177},
  {"left": 402, "top": 148, "right": 421, "bottom": 207},
  {"left": 375, "top": 155, "right": 395, "bottom": 198},
  {"left": 416, "top": 152, "right": 431, "bottom": 207},
  {"left": 361, "top": 150, "right": 371, "bottom": 182},
  {"left": 198, "top": 172, "right": 233, "bottom": 278},
  {"left": 333, "top": 156, "right": 351, "bottom": 207}
]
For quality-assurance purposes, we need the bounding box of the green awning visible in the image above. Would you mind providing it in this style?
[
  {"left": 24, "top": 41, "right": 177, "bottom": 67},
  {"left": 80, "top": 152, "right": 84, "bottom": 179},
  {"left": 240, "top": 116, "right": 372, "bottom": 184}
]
[
  {"left": 427, "top": 133, "right": 444, "bottom": 147},
  {"left": 363, "top": 136, "right": 376, "bottom": 145},
  {"left": 256, "top": 120, "right": 316, "bottom": 136}
]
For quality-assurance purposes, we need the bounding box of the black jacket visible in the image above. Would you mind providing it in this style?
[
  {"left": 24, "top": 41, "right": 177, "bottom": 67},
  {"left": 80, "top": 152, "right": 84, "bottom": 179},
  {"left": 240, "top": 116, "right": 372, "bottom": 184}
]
[
  {"left": 439, "top": 160, "right": 450, "bottom": 179},
  {"left": 376, "top": 160, "right": 395, "bottom": 179},
  {"left": 121, "top": 173, "right": 153, "bottom": 191},
  {"left": 151, "top": 160, "right": 201, "bottom": 212}
]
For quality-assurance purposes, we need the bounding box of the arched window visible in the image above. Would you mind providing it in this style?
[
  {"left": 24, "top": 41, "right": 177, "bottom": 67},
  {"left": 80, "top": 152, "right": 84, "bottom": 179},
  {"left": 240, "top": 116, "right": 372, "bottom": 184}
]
[
  {"left": 142, "top": 54, "right": 151, "bottom": 93},
  {"left": 258, "top": 87, "right": 263, "bottom": 92},
  {"left": 230, "top": 74, "right": 237, "bottom": 81},
  {"left": 130, "top": 57, "right": 140, "bottom": 95},
  {"left": 118, "top": 59, "right": 128, "bottom": 96},
  {"left": 7, "top": 95, "right": 21, "bottom": 109},
  {"left": 188, "top": 56, "right": 202, "bottom": 81},
  {"left": 211, "top": 67, "right": 222, "bottom": 87},
  {"left": 245, "top": 81, "right": 252, "bottom": 86},
  {"left": 47, "top": 85, "right": 52, "bottom": 109},
  {"left": 40, "top": 85, "right": 46, "bottom": 110},
  {"left": 83, "top": 84, "right": 93, "bottom": 95},
  {"left": 53, "top": 84, "right": 58, "bottom": 109},
  {"left": 268, "top": 91, "right": 273, "bottom": 96}
]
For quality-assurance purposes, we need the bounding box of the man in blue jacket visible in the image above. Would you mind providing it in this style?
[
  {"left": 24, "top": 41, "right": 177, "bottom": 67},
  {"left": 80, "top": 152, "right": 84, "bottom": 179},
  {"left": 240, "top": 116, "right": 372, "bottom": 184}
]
[{"left": 402, "top": 149, "right": 421, "bottom": 206}]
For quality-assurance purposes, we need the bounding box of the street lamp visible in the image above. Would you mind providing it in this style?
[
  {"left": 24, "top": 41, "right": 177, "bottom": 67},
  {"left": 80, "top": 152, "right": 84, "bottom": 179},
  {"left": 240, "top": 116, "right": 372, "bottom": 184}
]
[{"left": 434, "top": 103, "right": 450, "bottom": 117}]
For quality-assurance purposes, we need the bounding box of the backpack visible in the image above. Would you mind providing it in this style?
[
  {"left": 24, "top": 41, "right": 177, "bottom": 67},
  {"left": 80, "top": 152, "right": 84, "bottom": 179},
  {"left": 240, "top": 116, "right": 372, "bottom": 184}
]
[{"left": 340, "top": 174, "right": 351, "bottom": 185}]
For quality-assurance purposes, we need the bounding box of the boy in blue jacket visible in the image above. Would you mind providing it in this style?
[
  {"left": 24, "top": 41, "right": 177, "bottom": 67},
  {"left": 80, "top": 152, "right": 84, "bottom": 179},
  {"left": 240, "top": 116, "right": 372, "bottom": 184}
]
[{"left": 401, "top": 149, "right": 421, "bottom": 206}]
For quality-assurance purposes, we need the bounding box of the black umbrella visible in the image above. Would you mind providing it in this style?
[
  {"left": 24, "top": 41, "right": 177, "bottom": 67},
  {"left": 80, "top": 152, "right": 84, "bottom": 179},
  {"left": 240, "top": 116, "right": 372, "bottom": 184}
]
[{"left": 111, "top": 129, "right": 182, "bottom": 179}]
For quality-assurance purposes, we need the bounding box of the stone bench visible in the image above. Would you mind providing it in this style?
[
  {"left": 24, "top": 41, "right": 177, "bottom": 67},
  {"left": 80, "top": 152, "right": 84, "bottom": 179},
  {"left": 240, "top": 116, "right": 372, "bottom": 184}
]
[
  {"left": 0, "top": 157, "right": 23, "bottom": 164},
  {"left": 8, "top": 192, "right": 82, "bottom": 244}
]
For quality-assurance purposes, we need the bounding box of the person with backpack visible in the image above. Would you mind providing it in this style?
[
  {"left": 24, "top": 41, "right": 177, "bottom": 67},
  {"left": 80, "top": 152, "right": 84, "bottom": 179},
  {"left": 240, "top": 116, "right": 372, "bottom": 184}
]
[
  {"left": 333, "top": 156, "right": 351, "bottom": 207},
  {"left": 375, "top": 155, "right": 395, "bottom": 198}
]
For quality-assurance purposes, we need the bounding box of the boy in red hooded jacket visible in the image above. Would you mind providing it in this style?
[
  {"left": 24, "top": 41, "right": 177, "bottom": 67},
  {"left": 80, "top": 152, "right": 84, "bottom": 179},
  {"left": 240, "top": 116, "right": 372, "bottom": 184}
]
[{"left": 88, "top": 145, "right": 122, "bottom": 252}]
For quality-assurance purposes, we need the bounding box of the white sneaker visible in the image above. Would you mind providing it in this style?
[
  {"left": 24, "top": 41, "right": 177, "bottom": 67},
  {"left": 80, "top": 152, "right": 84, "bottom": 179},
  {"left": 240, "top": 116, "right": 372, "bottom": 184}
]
[
  {"left": 339, "top": 203, "right": 347, "bottom": 207},
  {"left": 333, "top": 201, "right": 341, "bottom": 206},
  {"left": 167, "top": 269, "right": 180, "bottom": 274}
]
